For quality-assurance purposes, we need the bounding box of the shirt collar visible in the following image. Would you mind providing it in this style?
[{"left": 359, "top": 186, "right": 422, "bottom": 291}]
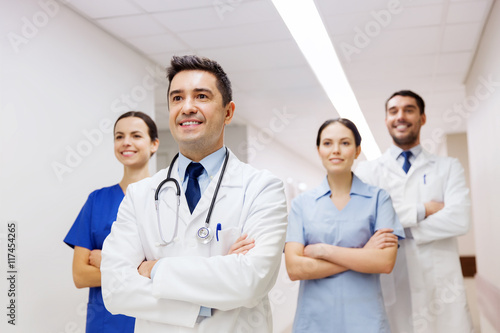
[
  {"left": 314, "top": 173, "right": 372, "bottom": 201},
  {"left": 177, "top": 146, "right": 227, "bottom": 182},
  {"left": 389, "top": 144, "right": 422, "bottom": 160}
]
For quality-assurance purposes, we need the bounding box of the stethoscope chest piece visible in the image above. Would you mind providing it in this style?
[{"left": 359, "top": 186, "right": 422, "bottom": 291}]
[{"left": 197, "top": 225, "right": 213, "bottom": 244}]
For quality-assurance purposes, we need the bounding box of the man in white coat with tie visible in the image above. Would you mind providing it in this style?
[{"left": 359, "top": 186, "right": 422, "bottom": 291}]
[
  {"left": 356, "top": 90, "right": 473, "bottom": 333},
  {"left": 100, "top": 55, "right": 288, "bottom": 332}
]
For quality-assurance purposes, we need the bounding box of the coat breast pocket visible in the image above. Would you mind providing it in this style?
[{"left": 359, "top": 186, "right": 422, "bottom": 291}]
[
  {"left": 419, "top": 172, "right": 445, "bottom": 202},
  {"left": 210, "top": 226, "right": 240, "bottom": 255}
]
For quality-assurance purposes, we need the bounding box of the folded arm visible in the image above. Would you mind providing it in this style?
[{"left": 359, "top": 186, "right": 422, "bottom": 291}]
[
  {"left": 412, "top": 159, "right": 471, "bottom": 244},
  {"left": 72, "top": 246, "right": 101, "bottom": 288},
  {"left": 304, "top": 239, "right": 397, "bottom": 274},
  {"left": 285, "top": 228, "right": 398, "bottom": 280},
  {"left": 151, "top": 176, "right": 288, "bottom": 311}
]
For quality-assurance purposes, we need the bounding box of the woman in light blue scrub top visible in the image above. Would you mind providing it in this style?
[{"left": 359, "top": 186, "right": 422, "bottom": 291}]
[
  {"left": 285, "top": 118, "right": 405, "bottom": 333},
  {"left": 64, "top": 111, "right": 159, "bottom": 333}
]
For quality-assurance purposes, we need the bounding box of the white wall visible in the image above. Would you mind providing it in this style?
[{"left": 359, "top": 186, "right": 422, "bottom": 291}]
[
  {"left": 446, "top": 133, "right": 476, "bottom": 256},
  {"left": 0, "top": 1, "right": 157, "bottom": 332},
  {"left": 464, "top": 0, "right": 500, "bottom": 331}
]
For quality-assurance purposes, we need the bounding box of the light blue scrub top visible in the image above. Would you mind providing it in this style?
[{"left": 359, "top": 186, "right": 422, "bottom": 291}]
[{"left": 286, "top": 174, "right": 405, "bottom": 333}]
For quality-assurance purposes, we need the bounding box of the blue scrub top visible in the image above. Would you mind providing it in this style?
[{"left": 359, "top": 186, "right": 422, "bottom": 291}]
[
  {"left": 286, "top": 174, "right": 404, "bottom": 333},
  {"left": 64, "top": 184, "right": 135, "bottom": 333}
]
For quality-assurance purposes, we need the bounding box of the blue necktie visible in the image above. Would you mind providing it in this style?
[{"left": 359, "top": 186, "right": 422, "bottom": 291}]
[
  {"left": 401, "top": 151, "right": 412, "bottom": 174},
  {"left": 186, "top": 162, "right": 205, "bottom": 213}
]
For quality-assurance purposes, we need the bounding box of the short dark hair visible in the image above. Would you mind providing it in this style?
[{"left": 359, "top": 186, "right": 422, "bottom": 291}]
[
  {"left": 167, "top": 55, "right": 232, "bottom": 106},
  {"left": 385, "top": 90, "right": 425, "bottom": 114},
  {"left": 114, "top": 111, "right": 158, "bottom": 142},
  {"left": 316, "top": 118, "right": 362, "bottom": 147}
]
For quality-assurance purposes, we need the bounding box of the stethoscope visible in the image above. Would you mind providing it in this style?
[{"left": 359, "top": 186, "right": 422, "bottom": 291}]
[{"left": 154, "top": 148, "right": 229, "bottom": 247}]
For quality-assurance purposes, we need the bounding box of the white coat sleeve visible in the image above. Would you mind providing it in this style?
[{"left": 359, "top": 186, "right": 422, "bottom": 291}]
[
  {"left": 390, "top": 202, "right": 419, "bottom": 229},
  {"left": 411, "top": 158, "right": 470, "bottom": 245},
  {"left": 151, "top": 174, "right": 288, "bottom": 311},
  {"left": 101, "top": 186, "right": 200, "bottom": 328}
]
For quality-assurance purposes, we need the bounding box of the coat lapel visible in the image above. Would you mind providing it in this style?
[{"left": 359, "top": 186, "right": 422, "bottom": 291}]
[{"left": 187, "top": 152, "right": 244, "bottom": 221}]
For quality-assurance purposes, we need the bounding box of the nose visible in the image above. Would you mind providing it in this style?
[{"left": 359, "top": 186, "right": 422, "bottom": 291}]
[
  {"left": 181, "top": 96, "right": 198, "bottom": 115},
  {"left": 122, "top": 135, "right": 132, "bottom": 146},
  {"left": 331, "top": 142, "right": 341, "bottom": 154},
  {"left": 395, "top": 109, "right": 405, "bottom": 121}
]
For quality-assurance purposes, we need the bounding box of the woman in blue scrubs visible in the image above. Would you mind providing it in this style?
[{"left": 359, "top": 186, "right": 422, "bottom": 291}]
[
  {"left": 285, "top": 118, "right": 405, "bottom": 333},
  {"left": 64, "top": 111, "right": 159, "bottom": 333}
]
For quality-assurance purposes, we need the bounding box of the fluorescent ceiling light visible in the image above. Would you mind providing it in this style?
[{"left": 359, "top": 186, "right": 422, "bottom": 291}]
[{"left": 271, "top": 0, "right": 381, "bottom": 160}]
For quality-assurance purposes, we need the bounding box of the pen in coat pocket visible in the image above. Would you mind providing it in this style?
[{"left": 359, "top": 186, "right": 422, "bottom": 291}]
[
  {"left": 216, "top": 223, "right": 222, "bottom": 242},
  {"left": 423, "top": 174, "right": 426, "bottom": 185}
]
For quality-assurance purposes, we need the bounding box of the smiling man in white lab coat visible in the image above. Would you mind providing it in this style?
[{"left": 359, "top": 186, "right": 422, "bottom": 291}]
[
  {"left": 356, "top": 90, "right": 473, "bottom": 333},
  {"left": 100, "top": 55, "right": 288, "bottom": 333}
]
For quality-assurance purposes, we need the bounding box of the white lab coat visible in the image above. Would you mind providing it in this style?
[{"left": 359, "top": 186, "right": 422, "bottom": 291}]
[
  {"left": 356, "top": 148, "right": 473, "bottom": 333},
  {"left": 101, "top": 152, "right": 288, "bottom": 333}
]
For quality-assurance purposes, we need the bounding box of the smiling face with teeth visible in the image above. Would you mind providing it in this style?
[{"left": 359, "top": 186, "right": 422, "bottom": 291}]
[
  {"left": 385, "top": 95, "right": 426, "bottom": 151},
  {"left": 114, "top": 116, "right": 159, "bottom": 169},
  {"left": 168, "top": 69, "right": 235, "bottom": 162}
]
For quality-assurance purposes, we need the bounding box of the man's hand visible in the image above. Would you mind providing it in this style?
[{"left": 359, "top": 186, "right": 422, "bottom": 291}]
[
  {"left": 424, "top": 201, "right": 445, "bottom": 217},
  {"left": 227, "top": 233, "right": 255, "bottom": 255},
  {"left": 89, "top": 249, "right": 102, "bottom": 268},
  {"left": 364, "top": 228, "right": 398, "bottom": 249},
  {"left": 138, "top": 260, "right": 158, "bottom": 279}
]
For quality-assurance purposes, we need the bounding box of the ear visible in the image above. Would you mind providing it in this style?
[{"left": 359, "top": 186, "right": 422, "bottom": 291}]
[
  {"left": 150, "top": 139, "right": 160, "bottom": 155},
  {"left": 224, "top": 101, "right": 236, "bottom": 125},
  {"left": 421, "top": 113, "right": 426, "bottom": 126},
  {"left": 355, "top": 145, "right": 361, "bottom": 159}
]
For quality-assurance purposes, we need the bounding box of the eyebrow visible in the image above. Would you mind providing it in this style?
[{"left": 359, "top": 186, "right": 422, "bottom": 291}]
[
  {"left": 169, "top": 87, "right": 214, "bottom": 97},
  {"left": 322, "top": 137, "right": 352, "bottom": 141},
  {"left": 388, "top": 104, "right": 417, "bottom": 110},
  {"left": 114, "top": 130, "right": 144, "bottom": 135}
]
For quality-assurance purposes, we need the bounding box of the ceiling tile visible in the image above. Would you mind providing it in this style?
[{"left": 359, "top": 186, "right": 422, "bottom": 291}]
[
  {"left": 344, "top": 54, "right": 435, "bottom": 82},
  {"left": 387, "top": 5, "right": 444, "bottom": 29},
  {"left": 152, "top": 1, "right": 279, "bottom": 33},
  {"left": 131, "top": 0, "right": 220, "bottom": 12},
  {"left": 67, "top": 0, "right": 143, "bottom": 19},
  {"left": 446, "top": 0, "right": 491, "bottom": 23},
  {"left": 126, "top": 34, "right": 189, "bottom": 54},
  {"left": 316, "top": 0, "right": 401, "bottom": 15},
  {"left": 230, "top": 66, "right": 318, "bottom": 92},
  {"left": 322, "top": 4, "right": 444, "bottom": 36},
  {"left": 97, "top": 15, "right": 167, "bottom": 38},
  {"left": 178, "top": 20, "right": 291, "bottom": 50},
  {"left": 333, "top": 26, "right": 442, "bottom": 63},
  {"left": 198, "top": 40, "right": 307, "bottom": 73}
]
